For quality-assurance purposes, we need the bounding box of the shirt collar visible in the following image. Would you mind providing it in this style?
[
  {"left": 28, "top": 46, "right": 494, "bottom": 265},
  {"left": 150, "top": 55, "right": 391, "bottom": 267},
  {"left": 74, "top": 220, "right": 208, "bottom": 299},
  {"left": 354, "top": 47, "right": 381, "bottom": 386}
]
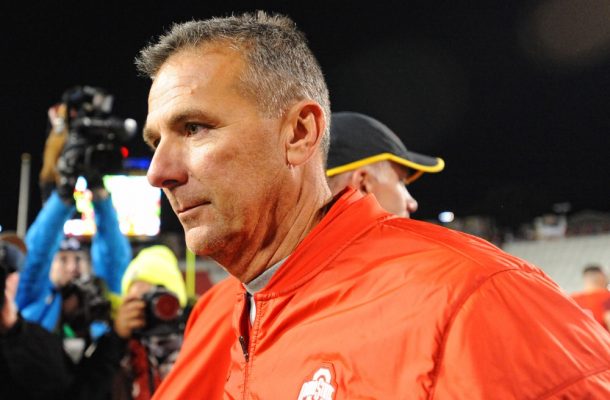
[{"left": 243, "top": 257, "right": 288, "bottom": 295}]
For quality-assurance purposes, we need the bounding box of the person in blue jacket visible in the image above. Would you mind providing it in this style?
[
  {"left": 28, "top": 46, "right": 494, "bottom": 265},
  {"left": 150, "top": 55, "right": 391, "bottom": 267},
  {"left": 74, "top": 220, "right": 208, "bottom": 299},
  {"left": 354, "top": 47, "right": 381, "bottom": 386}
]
[
  {"left": 12, "top": 90, "right": 134, "bottom": 400},
  {"left": 15, "top": 186, "right": 132, "bottom": 334},
  {"left": 16, "top": 97, "right": 132, "bottom": 336},
  {"left": 14, "top": 183, "right": 134, "bottom": 399}
]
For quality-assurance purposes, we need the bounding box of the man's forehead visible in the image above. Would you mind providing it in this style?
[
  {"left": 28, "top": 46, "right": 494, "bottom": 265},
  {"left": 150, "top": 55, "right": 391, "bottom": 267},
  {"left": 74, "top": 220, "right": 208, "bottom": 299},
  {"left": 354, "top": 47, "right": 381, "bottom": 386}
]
[
  {"left": 151, "top": 44, "right": 244, "bottom": 89},
  {"left": 143, "top": 47, "right": 244, "bottom": 144},
  {"left": 146, "top": 46, "right": 245, "bottom": 120}
]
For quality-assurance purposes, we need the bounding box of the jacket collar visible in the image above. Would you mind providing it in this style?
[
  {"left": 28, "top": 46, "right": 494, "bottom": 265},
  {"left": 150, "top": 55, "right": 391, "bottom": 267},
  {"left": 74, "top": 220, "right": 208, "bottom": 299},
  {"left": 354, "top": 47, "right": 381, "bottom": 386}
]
[{"left": 257, "top": 187, "right": 395, "bottom": 297}]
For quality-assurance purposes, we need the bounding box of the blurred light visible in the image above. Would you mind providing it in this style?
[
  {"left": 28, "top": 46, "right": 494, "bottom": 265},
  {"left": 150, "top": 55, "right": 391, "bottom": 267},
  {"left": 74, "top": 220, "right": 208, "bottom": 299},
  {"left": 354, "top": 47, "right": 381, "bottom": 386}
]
[
  {"left": 439, "top": 211, "right": 455, "bottom": 223},
  {"left": 124, "top": 118, "right": 138, "bottom": 137},
  {"left": 75, "top": 176, "right": 87, "bottom": 191},
  {"left": 552, "top": 202, "right": 572, "bottom": 214},
  {"left": 121, "top": 146, "right": 129, "bottom": 158},
  {"left": 124, "top": 157, "right": 151, "bottom": 170},
  {"left": 0, "top": 224, "right": 3, "bottom": 233},
  {"left": 520, "top": 0, "right": 610, "bottom": 68}
]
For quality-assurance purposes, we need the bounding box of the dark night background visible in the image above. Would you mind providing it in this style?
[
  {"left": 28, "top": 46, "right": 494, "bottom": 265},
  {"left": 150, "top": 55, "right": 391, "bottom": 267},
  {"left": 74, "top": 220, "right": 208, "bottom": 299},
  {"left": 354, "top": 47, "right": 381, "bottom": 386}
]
[{"left": 1, "top": 1, "right": 609, "bottom": 236}]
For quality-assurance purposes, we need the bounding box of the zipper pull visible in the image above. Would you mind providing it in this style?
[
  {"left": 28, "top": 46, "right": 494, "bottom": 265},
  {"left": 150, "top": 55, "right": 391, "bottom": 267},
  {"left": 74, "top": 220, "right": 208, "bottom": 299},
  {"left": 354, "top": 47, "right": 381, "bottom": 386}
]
[
  {"left": 239, "top": 335, "right": 249, "bottom": 362},
  {"left": 238, "top": 292, "right": 251, "bottom": 362}
]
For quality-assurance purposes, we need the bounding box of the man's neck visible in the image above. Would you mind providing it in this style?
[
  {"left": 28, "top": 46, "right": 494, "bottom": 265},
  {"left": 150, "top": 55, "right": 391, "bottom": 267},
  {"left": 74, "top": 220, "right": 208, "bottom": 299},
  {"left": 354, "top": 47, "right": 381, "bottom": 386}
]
[{"left": 220, "top": 173, "right": 332, "bottom": 284}]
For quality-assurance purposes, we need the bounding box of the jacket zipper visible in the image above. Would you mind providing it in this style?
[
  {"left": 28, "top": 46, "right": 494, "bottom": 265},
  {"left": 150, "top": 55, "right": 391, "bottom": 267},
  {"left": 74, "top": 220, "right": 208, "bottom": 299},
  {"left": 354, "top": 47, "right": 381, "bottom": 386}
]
[
  {"left": 239, "top": 292, "right": 251, "bottom": 362},
  {"left": 239, "top": 292, "right": 253, "bottom": 398}
]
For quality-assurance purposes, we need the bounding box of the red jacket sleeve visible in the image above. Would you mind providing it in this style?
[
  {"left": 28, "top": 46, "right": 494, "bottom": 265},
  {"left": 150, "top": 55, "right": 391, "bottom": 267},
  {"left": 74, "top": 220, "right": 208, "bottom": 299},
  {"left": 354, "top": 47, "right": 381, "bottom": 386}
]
[{"left": 432, "top": 268, "right": 610, "bottom": 399}]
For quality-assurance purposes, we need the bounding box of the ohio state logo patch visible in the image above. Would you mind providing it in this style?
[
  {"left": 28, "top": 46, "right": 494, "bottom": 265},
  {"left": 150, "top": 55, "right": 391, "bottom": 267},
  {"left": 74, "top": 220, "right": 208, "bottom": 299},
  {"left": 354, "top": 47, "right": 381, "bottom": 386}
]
[{"left": 297, "top": 365, "right": 336, "bottom": 400}]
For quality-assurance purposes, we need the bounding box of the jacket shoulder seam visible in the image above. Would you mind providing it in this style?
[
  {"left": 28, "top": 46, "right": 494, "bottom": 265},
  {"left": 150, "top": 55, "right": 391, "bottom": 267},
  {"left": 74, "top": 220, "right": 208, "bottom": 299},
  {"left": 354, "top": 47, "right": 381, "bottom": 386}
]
[
  {"left": 383, "top": 219, "right": 510, "bottom": 270},
  {"left": 536, "top": 364, "right": 610, "bottom": 399}
]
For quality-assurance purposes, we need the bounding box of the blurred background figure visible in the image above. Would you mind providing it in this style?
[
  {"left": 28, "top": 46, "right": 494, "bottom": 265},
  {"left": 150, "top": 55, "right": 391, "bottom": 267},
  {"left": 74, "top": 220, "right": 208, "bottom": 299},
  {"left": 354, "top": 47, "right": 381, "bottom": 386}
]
[
  {"left": 326, "top": 111, "right": 444, "bottom": 218},
  {"left": 571, "top": 264, "right": 610, "bottom": 331},
  {"left": 39, "top": 102, "right": 69, "bottom": 202},
  {"left": 0, "top": 232, "right": 70, "bottom": 400},
  {"left": 16, "top": 88, "right": 132, "bottom": 332},
  {"left": 14, "top": 90, "right": 133, "bottom": 399},
  {"left": 112, "top": 244, "right": 187, "bottom": 400}
]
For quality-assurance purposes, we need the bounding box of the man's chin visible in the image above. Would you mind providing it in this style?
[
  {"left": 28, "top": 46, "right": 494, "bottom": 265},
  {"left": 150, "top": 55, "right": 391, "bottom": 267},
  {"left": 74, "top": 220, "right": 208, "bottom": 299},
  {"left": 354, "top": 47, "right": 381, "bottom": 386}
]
[{"left": 184, "top": 226, "right": 219, "bottom": 256}]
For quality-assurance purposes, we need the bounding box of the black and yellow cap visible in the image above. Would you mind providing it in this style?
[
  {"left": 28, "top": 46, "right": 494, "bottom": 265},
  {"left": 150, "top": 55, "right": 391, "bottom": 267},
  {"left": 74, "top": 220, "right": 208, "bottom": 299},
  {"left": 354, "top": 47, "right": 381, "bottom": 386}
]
[{"left": 326, "top": 112, "right": 445, "bottom": 184}]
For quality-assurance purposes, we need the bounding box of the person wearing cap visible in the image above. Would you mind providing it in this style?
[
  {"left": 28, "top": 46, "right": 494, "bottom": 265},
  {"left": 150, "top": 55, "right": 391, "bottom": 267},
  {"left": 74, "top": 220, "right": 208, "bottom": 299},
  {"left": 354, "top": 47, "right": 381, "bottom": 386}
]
[
  {"left": 138, "top": 12, "right": 610, "bottom": 399},
  {"left": 326, "top": 111, "right": 444, "bottom": 218},
  {"left": 112, "top": 244, "right": 187, "bottom": 399},
  {"left": 1, "top": 233, "right": 71, "bottom": 400}
]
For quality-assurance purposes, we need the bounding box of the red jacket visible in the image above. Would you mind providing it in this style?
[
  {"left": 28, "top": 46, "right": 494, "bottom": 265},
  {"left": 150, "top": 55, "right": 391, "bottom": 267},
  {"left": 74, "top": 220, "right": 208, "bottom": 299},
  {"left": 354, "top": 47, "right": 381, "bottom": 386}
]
[{"left": 154, "top": 189, "right": 610, "bottom": 399}]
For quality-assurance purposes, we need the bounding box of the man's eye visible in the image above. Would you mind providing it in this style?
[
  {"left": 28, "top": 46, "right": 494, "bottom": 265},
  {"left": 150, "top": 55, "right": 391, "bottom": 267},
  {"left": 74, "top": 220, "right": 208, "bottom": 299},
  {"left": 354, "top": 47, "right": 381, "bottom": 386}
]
[{"left": 185, "top": 123, "right": 207, "bottom": 136}]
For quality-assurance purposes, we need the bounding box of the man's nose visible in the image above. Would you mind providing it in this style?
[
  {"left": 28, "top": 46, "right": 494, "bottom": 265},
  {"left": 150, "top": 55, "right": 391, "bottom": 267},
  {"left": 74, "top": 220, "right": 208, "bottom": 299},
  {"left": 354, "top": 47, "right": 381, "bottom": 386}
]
[
  {"left": 66, "top": 259, "right": 80, "bottom": 277},
  {"left": 405, "top": 188, "right": 418, "bottom": 217},
  {"left": 147, "top": 138, "right": 187, "bottom": 189}
]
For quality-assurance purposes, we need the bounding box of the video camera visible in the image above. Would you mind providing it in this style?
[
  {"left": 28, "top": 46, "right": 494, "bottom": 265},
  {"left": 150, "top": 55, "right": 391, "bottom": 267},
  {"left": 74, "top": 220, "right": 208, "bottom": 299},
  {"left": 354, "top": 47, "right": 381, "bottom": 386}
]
[
  {"left": 136, "top": 286, "right": 184, "bottom": 337},
  {"left": 58, "top": 86, "right": 138, "bottom": 181},
  {"left": 60, "top": 276, "right": 112, "bottom": 332}
]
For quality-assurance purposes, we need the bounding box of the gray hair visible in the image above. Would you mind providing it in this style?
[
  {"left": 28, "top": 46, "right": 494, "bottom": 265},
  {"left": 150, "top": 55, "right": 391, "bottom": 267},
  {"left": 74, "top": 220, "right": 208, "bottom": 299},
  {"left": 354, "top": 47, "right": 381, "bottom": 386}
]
[{"left": 135, "top": 11, "right": 331, "bottom": 157}]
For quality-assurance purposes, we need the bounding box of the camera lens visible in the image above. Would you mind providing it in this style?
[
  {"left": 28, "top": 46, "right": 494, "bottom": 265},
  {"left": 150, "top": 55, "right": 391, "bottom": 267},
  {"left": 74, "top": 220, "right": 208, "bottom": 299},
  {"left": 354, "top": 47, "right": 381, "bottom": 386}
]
[{"left": 151, "top": 293, "right": 181, "bottom": 321}]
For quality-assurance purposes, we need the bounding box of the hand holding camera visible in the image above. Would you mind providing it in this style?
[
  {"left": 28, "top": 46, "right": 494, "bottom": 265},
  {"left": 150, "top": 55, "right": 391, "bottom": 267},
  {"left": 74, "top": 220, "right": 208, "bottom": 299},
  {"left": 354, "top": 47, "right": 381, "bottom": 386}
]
[
  {"left": 114, "top": 286, "right": 183, "bottom": 339},
  {"left": 114, "top": 296, "right": 146, "bottom": 339},
  {"left": 39, "top": 104, "right": 69, "bottom": 201}
]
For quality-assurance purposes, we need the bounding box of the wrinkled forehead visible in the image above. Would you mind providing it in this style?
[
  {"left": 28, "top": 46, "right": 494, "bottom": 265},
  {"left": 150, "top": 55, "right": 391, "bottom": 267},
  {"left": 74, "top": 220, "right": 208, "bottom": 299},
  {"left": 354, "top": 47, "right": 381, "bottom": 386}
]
[
  {"left": 149, "top": 44, "right": 245, "bottom": 97},
  {"left": 145, "top": 45, "right": 248, "bottom": 130}
]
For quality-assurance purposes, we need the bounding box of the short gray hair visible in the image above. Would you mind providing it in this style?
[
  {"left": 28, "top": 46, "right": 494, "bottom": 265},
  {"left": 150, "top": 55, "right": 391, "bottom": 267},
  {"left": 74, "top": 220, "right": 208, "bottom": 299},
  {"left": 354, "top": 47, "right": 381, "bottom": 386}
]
[{"left": 135, "top": 11, "right": 331, "bottom": 157}]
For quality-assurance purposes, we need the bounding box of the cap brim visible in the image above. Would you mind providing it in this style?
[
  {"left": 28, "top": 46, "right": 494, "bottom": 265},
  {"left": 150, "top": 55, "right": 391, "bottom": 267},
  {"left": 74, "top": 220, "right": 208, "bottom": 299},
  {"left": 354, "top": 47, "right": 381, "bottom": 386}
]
[{"left": 327, "top": 152, "right": 445, "bottom": 184}]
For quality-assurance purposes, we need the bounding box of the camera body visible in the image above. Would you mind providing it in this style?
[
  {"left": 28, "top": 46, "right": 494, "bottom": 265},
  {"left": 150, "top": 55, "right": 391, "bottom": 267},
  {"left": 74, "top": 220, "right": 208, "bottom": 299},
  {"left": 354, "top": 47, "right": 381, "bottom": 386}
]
[
  {"left": 61, "top": 276, "right": 111, "bottom": 332},
  {"left": 137, "top": 286, "right": 184, "bottom": 337},
  {"left": 59, "top": 86, "right": 137, "bottom": 180}
]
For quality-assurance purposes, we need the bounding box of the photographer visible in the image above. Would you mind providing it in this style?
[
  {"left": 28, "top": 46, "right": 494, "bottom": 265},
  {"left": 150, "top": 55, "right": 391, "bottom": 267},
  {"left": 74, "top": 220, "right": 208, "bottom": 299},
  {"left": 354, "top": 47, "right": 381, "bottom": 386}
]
[
  {"left": 17, "top": 87, "right": 133, "bottom": 332},
  {"left": 0, "top": 233, "right": 70, "bottom": 400},
  {"left": 112, "top": 245, "right": 187, "bottom": 400},
  {"left": 14, "top": 88, "right": 133, "bottom": 399}
]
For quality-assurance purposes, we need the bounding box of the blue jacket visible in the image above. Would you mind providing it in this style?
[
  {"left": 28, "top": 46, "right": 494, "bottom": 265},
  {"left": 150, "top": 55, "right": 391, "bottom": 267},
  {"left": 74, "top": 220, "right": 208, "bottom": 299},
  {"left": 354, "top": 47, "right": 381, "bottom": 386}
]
[{"left": 16, "top": 191, "right": 132, "bottom": 332}]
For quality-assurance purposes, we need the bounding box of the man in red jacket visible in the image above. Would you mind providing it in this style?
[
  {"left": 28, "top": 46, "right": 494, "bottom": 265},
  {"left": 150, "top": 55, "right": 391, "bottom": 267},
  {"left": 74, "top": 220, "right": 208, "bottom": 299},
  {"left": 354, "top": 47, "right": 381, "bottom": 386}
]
[
  {"left": 572, "top": 264, "right": 610, "bottom": 331},
  {"left": 137, "top": 11, "right": 610, "bottom": 399}
]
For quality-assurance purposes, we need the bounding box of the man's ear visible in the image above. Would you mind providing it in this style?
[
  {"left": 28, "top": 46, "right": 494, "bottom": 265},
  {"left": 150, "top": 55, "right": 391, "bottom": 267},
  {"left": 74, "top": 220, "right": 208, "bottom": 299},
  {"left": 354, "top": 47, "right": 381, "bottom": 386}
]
[
  {"left": 283, "top": 100, "right": 326, "bottom": 166},
  {"left": 348, "top": 169, "right": 374, "bottom": 194}
]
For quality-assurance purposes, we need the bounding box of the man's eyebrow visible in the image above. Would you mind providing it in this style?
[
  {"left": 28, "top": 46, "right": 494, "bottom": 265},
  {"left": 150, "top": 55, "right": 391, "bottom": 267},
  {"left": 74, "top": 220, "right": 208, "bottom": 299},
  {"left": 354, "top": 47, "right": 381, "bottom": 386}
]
[
  {"left": 142, "top": 125, "right": 157, "bottom": 146},
  {"left": 167, "top": 109, "right": 217, "bottom": 127},
  {"left": 142, "top": 109, "right": 217, "bottom": 146}
]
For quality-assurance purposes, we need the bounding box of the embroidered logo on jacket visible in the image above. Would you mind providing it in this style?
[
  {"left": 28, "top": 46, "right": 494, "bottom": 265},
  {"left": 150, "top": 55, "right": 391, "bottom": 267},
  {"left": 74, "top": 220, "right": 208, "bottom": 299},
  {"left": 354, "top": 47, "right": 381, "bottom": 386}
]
[{"left": 297, "top": 367, "right": 336, "bottom": 400}]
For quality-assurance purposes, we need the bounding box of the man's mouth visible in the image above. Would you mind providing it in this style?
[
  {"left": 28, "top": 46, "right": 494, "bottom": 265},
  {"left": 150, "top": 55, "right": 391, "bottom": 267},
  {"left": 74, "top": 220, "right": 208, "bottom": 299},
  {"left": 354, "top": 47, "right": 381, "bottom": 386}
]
[{"left": 176, "top": 201, "right": 211, "bottom": 216}]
